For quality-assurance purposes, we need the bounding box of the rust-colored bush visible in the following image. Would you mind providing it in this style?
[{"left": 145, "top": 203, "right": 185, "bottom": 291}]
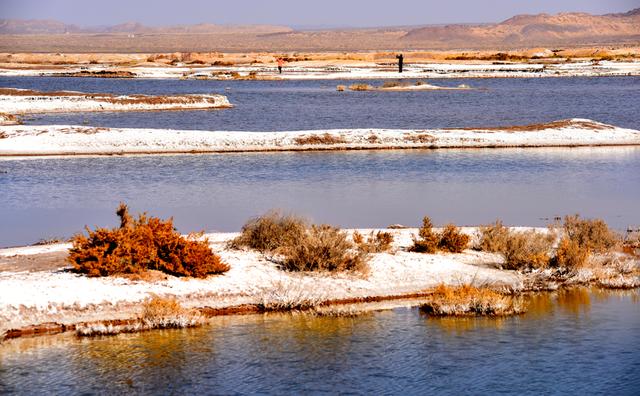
[
  {"left": 349, "top": 83, "right": 372, "bottom": 91},
  {"left": 353, "top": 230, "right": 394, "bottom": 253},
  {"left": 410, "top": 216, "right": 439, "bottom": 253},
  {"left": 229, "top": 211, "right": 307, "bottom": 252},
  {"left": 551, "top": 237, "right": 589, "bottom": 270},
  {"left": 68, "top": 204, "right": 229, "bottom": 278},
  {"left": 478, "top": 220, "right": 510, "bottom": 253},
  {"left": 562, "top": 214, "right": 619, "bottom": 253},
  {"left": 281, "top": 225, "right": 367, "bottom": 273},
  {"left": 502, "top": 230, "right": 552, "bottom": 270},
  {"left": 438, "top": 224, "right": 470, "bottom": 253}
]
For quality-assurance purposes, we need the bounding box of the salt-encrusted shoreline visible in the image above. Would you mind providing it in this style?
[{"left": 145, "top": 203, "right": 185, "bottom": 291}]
[
  {"left": 0, "top": 88, "right": 231, "bottom": 116},
  {"left": 0, "top": 119, "right": 638, "bottom": 157},
  {"left": 0, "top": 228, "right": 522, "bottom": 337},
  {"left": 0, "top": 60, "right": 638, "bottom": 80}
]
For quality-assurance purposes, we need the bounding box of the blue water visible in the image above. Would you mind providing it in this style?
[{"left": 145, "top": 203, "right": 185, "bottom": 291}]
[
  {"left": 1, "top": 76, "right": 639, "bottom": 131},
  {"left": 1, "top": 289, "right": 638, "bottom": 395}
]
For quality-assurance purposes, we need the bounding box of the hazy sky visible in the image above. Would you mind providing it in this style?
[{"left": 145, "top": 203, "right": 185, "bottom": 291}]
[{"left": 1, "top": 0, "right": 637, "bottom": 28}]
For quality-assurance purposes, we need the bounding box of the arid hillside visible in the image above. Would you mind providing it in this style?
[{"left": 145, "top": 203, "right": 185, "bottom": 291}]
[
  {"left": 403, "top": 8, "right": 640, "bottom": 47},
  {"left": 0, "top": 9, "right": 638, "bottom": 52}
]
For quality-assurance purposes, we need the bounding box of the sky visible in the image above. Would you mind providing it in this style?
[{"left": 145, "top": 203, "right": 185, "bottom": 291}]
[{"left": 0, "top": 0, "right": 637, "bottom": 28}]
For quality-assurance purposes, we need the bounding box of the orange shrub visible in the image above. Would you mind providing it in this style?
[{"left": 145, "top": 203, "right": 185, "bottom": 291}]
[
  {"left": 353, "top": 230, "right": 394, "bottom": 253},
  {"left": 438, "top": 224, "right": 470, "bottom": 253},
  {"left": 410, "top": 216, "right": 439, "bottom": 253},
  {"left": 551, "top": 237, "right": 589, "bottom": 270},
  {"left": 68, "top": 204, "right": 229, "bottom": 278}
]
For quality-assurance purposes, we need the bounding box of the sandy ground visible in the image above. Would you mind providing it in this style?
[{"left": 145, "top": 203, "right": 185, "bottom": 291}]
[
  {"left": 0, "top": 119, "right": 638, "bottom": 156},
  {"left": 0, "top": 227, "right": 525, "bottom": 336}
]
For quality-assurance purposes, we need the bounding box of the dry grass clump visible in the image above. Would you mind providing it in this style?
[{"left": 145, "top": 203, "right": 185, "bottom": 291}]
[
  {"left": 353, "top": 230, "right": 394, "bottom": 253},
  {"left": 410, "top": 217, "right": 469, "bottom": 253},
  {"left": 502, "top": 230, "right": 553, "bottom": 270},
  {"left": 478, "top": 220, "right": 510, "bottom": 252},
  {"left": 438, "top": 224, "right": 471, "bottom": 253},
  {"left": 404, "top": 133, "right": 436, "bottom": 144},
  {"left": 561, "top": 214, "right": 620, "bottom": 254},
  {"left": 420, "top": 284, "right": 526, "bottom": 316},
  {"left": 281, "top": 225, "right": 367, "bottom": 273},
  {"left": 141, "top": 295, "right": 202, "bottom": 329},
  {"left": 229, "top": 211, "right": 306, "bottom": 252},
  {"left": 336, "top": 85, "right": 346, "bottom": 91},
  {"left": 232, "top": 212, "right": 368, "bottom": 273},
  {"left": 258, "top": 279, "right": 326, "bottom": 311},
  {"left": 349, "top": 83, "right": 372, "bottom": 91},
  {"left": 551, "top": 237, "right": 589, "bottom": 270},
  {"left": 294, "top": 133, "right": 347, "bottom": 145},
  {"left": 68, "top": 203, "right": 229, "bottom": 278}
]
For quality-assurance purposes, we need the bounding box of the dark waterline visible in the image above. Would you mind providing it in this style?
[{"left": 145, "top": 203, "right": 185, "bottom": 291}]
[
  {"left": 1, "top": 76, "right": 639, "bottom": 131},
  {"left": 1, "top": 289, "right": 639, "bottom": 395},
  {"left": 1, "top": 147, "right": 639, "bottom": 247}
]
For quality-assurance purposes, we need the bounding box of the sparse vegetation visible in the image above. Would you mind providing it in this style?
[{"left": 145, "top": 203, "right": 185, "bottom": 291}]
[
  {"left": 353, "top": 230, "right": 394, "bottom": 253},
  {"left": 438, "top": 224, "right": 470, "bottom": 253},
  {"left": 68, "top": 203, "right": 229, "bottom": 278},
  {"left": 502, "top": 230, "right": 553, "bottom": 270},
  {"left": 336, "top": 85, "right": 346, "bottom": 91},
  {"left": 420, "top": 284, "right": 526, "bottom": 316},
  {"left": 561, "top": 214, "right": 620, "bottom": 254},
  {"left": 231, "top": 212, "right": 369, "bottom": 273},
  {"left": 280, "top": 225, "right": 368, "bottom": 273},
  {"left": 229, "top": 211, "right": 307, "bottom": 252},
  {"left": 410, "top": 217, "right": 469, "bottom": 253},
  {"left": 294, "top": 133, "right": 347, "bottom": 145},
  {"left": 478, "top": 220, "right": 510, "bottom": 253},
  {"left": 552, "top": 237, "right": 589, "bottom": 270},
  {"left": 349, "top": 83, "right": 372, "bottom": 91}
]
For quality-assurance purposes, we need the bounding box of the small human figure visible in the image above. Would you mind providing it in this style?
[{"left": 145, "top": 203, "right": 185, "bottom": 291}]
[
  {"left": 277, "top": 58, "right": 285, "bottom": 74},
  {"left": 396, "top": 54, "right": 404, "bottom": 73}
]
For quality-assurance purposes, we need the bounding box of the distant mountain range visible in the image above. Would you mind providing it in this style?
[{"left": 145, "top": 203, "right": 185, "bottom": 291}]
[
  {"left": 0, "top": 19, "right": 292, "bottom": 35},
  {"left": 402, "top": 8, "right": 640, "bottom": 46},
  {"left": 0, "top": 8, "right": 638, "bottom": 52}
]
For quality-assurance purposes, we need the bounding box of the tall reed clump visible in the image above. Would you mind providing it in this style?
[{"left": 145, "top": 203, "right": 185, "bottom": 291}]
[
  {"left": 68, "top": 203, "right": 229, "bottom": 278},
  {"left": 410, "top": 217, "right": 469, "bottom": 253},
  {"left": 420, "top": 284, "right": 526, "bottom": 316},
  {"left": 551, "top": 214, "right": 620, "bottom": 270},
  {"left": 231, "top": 212, "right": 368, "bottom": 273}
]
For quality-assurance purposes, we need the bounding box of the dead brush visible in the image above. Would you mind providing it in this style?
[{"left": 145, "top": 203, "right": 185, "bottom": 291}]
[
  {"left": 438, "top": 224, "right": 470, "bottom": 253},
  {"left": 68, "top": 203, "right": 229, "bottom": 278},
  {"left": 551, "top": 237, "right": 589, "bottom": 270},
  {"left": 561, "top": 214, "right": 620, "bottom": 253},
  {"left": 502, "top": 230, "right": 553, "bottom": 270},
  {"left": 141, "top": 295, "right": 202, "bottom": 329},
  {"left": 420, "top": 284, "right": 526, "bottom": 316},
  {"left": 404, "top": 133, "right": 436, "bottom": 144},
  {"left": 229, "top": 211, "right": 307, "bottom": 252},
  {"left": 294, "top": 133, "right": 347, "bottom": 145},
  {"left": 478, "top": 220, "right": 511, "bottom": 252},
  {"left": 353, "top": 230, "right": 394, "bottom": 253},
  {"left": 410, "top": 217, "right": 469, "bottom": 253},
  {"left": 280, "top": 225, "right": 368, "bottom": 273},
  {"left": 348, "top": 83, "right": 372, "bottom": 91}
]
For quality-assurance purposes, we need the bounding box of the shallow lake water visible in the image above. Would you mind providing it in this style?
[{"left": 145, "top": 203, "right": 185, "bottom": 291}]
[
  {"left": 1, "top": 76, "right": 639, "bottom": 131},
  {"left": 1, "top": 289, "right": 639, "bottom": 394},
  {"left": 1, "top": 147, "right": 640, "bottom": 247}
]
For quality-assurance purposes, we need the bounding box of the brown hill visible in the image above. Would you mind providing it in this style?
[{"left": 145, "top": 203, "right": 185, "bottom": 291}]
[{"left": 403, "top": 9, "right": 640, "bottom": 47}]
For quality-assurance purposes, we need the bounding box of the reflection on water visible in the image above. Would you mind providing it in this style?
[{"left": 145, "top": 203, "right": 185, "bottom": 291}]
[
  {"left": 1, "top": 289, "right": 639, "bottom": 394},
  {"left": 2, "top": 147, "right": 640, "bottom": 247}
]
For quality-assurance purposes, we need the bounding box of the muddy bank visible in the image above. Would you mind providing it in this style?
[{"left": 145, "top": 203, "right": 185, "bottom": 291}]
[{"left": 1, "top": 119, "right": 638, "bottom": 157}]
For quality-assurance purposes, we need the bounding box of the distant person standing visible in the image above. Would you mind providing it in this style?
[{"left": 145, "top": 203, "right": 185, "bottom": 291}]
[
  {"left": 277, "top": 58, "right": 285, "bottom": 74},
  {"left": 396, "top": 54, "right": 404, "bottom": 73}
]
